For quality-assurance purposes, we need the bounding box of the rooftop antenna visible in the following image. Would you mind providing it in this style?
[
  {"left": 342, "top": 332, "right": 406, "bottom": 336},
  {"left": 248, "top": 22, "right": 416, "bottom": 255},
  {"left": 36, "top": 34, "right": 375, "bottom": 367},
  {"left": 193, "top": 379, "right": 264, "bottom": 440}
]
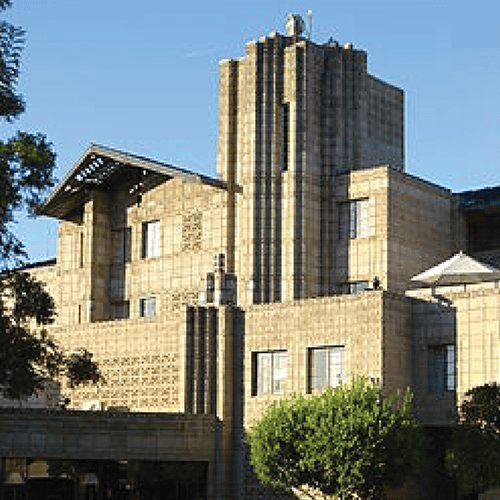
[{"left": 308, "top": 10, "right": 312, "bottom": 41}]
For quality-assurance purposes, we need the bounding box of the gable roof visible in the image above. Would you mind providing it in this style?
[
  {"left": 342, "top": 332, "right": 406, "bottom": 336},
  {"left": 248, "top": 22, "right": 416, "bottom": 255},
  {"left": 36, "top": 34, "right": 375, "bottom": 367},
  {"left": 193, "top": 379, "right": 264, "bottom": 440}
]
[{"left": 41, "top": 144, "right": 225, "bottom": 219}]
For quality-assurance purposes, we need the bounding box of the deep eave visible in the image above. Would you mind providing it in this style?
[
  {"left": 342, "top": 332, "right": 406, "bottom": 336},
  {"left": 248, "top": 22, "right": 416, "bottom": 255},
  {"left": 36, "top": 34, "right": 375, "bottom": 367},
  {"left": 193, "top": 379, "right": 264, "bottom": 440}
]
[
  {"left": 458, "top": 185, "right": 500, "bottom": 212},
  {"left": 41, "top": 144, "right": 225, "bottom": 220}
]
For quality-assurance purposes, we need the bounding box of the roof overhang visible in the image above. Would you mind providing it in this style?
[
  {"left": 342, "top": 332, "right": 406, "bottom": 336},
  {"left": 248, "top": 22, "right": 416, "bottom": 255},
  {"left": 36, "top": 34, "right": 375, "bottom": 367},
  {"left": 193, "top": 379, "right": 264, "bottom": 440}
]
[
  {"left": 41, "top": 144, "right": 225, "bottom": 220},
  {"left": 458, "top": 185, "right": 500, "bottom": 213}
]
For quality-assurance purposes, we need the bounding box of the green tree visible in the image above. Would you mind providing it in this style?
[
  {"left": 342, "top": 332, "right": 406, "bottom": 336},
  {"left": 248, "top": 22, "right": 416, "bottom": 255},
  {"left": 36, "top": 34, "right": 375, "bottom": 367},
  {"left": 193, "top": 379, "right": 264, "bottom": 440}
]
[
  {"left": 447, "top": 383, "right": 500, "bottom": 496},
  {"left": 247, "top": 377, "right": 423, "bottom": 500},
  {"left": 0, "top": 0, "right": 102, "bottom": 400}
]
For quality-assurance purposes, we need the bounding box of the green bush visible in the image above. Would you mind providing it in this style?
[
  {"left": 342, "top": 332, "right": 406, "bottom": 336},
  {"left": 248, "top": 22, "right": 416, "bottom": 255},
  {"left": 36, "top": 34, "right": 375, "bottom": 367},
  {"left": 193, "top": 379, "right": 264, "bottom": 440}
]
[{"left": 247, "top": 377, "right": 423, "bottom": 500}]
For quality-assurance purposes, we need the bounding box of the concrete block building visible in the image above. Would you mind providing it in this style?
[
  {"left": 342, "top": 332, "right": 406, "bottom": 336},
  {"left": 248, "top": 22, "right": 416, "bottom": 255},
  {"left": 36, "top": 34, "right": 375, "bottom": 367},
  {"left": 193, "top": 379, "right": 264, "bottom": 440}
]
[{"left": 14, "top": 15, "right": 500, "bottom": 499}]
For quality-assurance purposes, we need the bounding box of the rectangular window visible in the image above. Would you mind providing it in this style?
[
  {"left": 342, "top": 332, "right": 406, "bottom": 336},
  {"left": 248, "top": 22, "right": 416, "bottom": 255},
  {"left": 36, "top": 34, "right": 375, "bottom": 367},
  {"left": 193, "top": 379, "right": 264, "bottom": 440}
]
[
  {"left": 252, "top": 351, "right": 287, "bottom": 396},
  {"left": 142, "top": 220, "right": 160, "bottom": 258},
  {"left": 428, "top": 344, "right": 456, "bottom": 393},
  {"left": 308, "top": 346, "right": 345, "bottom": 393},
  {"left": 139, "top": 297, "right": 156, "bottom": 318},
  {"left": 112, "top": 227, "right": 131, "bottom": 263},
  {"left": 112, "top": 301, "right": 130, "bottom": 320},
  {"left": 349, "top": 281, "right": 369, "bottom": 294},
  {"left": 79, "top": 232, "right": 84, "bottom": 268},
  {"left": 338, "top": 199, "right": 370, "bottom": 239},
  {"left": 281, "top": 103, "right": 290, "bottom": 172}
]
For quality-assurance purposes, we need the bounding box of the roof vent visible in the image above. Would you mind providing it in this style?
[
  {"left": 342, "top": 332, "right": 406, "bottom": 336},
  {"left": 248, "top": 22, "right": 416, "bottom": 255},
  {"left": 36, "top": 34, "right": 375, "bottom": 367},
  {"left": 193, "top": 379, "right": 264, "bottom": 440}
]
[{"left": 286, "top": 14, "right": 305, "bottom": 37}]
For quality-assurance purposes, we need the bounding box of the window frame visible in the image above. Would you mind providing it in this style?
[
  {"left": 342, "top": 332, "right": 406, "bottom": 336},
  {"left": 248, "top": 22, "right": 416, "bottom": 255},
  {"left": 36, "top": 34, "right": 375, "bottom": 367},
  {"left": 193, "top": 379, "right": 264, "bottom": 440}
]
[
  {"left": 428, "top": 344, "right": 456, "bottom": 393},
  {"left": 141, "top": 220, "right": 160, "bottom": 259},
  {"left": 139, "top": 296, "right": 157, "bottom": 318},
  {"left": 251, "top": 350, "right": 287, "bottom": 396},
  {"left": 308, "top": 345, "right": 345, "bottom": 393},
  {"left": 338, "top": 198, "right": 370, "bottom": 240}
]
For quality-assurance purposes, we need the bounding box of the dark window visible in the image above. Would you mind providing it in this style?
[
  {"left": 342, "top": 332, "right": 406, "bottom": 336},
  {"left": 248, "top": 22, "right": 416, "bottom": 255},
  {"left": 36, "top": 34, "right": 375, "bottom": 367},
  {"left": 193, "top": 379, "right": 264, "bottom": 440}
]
[
  {"left": 428, "top": 344, "right": 456, "bottom": 393},
  {"left": 282, "top": 103, "right": 290, "bottom": 172},
  {"left": 112, "top": 227, "right": 131, "bottom": 263}
]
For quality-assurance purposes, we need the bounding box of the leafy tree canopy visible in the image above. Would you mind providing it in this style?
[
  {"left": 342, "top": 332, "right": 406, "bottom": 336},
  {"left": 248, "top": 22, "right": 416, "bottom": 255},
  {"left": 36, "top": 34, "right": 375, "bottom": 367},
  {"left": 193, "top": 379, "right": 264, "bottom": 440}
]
[
  {"left": 247, "top": 377, "right": 423, "bottom": 500},
  {"left": 0, "top": 0, "right": 102, "bottom": 401},
  {"left": 447, "top": 383, "right": 500, "bottom": 495}
]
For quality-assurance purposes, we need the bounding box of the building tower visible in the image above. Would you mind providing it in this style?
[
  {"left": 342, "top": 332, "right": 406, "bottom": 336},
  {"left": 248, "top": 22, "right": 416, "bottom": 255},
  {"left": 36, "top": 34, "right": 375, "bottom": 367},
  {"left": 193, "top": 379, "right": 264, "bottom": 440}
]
[{"left": 217, "top": 15, "right": 404, "bottom": 305}]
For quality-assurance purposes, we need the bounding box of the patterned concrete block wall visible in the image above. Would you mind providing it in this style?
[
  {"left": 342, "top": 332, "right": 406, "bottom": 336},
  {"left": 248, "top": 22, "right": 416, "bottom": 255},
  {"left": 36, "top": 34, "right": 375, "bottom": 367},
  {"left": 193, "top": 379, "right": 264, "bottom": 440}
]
[
  {"left": 453, "top": 285, "right": 500, "bottom": 404},
  {"left": 243, "top": 292, "right": 386, "bottom": 428},
  {"left": 218, "top": 31, "right": 404, "bottom": 306},
  {"left": 49, "top": 308, "right": 187, "bottom": 412},
  {"left": 409, "top": 283, "right": 500, "bottom": 425},
  {"left": 387, "top": 171, "right": 460, "bottom": 292},
  {"left": 409, "top": 292, "right": 457, "bottom": 425},
  {"left": 52, "top": 176, "right": 228, "bottom": 326},
  {"left": 335, "top": 166, "right": 390, "bottom": 290}
]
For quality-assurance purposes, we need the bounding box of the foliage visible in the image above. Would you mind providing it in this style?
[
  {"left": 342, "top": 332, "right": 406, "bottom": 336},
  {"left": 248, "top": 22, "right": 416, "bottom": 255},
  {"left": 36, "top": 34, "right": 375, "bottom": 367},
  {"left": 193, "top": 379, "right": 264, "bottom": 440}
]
[
  {"left": 447, "top": 382, "right": 500, "bottom": 495},
  {"left": 0, "top": 1, "right": 102, "bottom": 400},
  {"left": 247, "top": 377, "right": 423, "bottom": 500}
]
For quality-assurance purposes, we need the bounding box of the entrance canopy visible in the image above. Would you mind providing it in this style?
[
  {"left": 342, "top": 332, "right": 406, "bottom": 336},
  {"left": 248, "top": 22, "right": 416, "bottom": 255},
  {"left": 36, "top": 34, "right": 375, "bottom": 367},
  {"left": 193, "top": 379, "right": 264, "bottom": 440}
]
[{"left": 411, "top": 251, "right": 500, "bottom": 286}]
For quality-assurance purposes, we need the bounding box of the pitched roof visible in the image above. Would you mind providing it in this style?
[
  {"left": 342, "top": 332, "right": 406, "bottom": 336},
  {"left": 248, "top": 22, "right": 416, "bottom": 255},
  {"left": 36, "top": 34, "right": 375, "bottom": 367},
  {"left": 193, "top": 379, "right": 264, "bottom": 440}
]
[
  {"left": 411, "top": 251, "right": 500, "bottom": 286},
  {"left": 41, "top": 144, "right": 225, "bottom": 219}
]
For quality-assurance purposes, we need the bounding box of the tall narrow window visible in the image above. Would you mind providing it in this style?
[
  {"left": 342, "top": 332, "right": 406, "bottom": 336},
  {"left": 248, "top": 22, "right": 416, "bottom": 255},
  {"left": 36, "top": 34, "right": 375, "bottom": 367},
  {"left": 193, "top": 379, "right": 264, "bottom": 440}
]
[
  {"left": 308, "top": 346, "right": 345, "bottom": 392},
  {"left": 428, "top": 344, "right": 456, "bottom": 393},
  {"left": 142, "top": 220, "right": 160, "bottom": 258},
  {"left": 252, "top": 351, "right": 287, "bottom": 396},
  {"left": 79, "top": 232, "right": 84, "bottom": 268},
  {"left": 281, "top": 103, "right": 290, "bottom": 172},
  {"left": 112, "top": 227, "right": 131, "bottom": 263},
  {"left": 338, "top": 199, "right": 370, "bottom": 239}
]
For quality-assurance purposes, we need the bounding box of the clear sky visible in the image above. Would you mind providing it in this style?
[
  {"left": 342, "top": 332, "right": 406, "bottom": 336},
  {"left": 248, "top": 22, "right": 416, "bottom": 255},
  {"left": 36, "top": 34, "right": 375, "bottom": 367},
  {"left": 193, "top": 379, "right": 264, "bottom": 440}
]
[{"left": 3, "top": 0, "right": 500, "bottom": 263}]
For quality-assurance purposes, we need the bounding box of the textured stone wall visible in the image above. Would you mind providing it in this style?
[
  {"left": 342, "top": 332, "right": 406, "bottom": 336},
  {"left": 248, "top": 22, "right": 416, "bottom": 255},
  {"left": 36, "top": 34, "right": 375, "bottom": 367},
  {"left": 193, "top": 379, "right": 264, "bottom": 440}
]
[
  {"left": 48, "top": 310, "right": 186, "bottom": 412},
  {"left": 409, "top": 283, "right": 500, "bottom": 425},
  {"left": 218, "top": 33, "right": 404, "bottom": 306},
  {"left": 243, "top": 292, "right": 386, "bottom": 428}
]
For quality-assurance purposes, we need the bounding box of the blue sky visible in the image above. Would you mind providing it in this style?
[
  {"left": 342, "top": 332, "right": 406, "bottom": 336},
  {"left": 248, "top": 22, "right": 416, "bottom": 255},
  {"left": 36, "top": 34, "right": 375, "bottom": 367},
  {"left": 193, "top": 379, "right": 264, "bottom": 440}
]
[{"left": 3, "top": 0, "right": 500, "bottom": 262}]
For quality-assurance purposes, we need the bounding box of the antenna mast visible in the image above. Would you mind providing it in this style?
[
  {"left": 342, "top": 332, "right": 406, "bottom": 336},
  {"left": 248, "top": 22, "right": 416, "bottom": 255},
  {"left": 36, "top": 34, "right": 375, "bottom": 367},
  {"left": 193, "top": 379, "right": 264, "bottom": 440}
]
[{"left": 308, "top": 11, "right": 312, "bottom": 41}]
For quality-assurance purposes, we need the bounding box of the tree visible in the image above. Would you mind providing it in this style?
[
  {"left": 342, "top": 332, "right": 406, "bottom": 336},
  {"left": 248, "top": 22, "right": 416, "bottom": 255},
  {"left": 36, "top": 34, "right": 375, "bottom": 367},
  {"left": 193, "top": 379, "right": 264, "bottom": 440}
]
[
  {"left": 0, "top": 0, "right": 102, "bottom": 400},
  {"left": 447, "top": 383, "right": 500, "bottom": 496},
  {"left": 247, "top": 377, "right": 423, "bottom": 500}
]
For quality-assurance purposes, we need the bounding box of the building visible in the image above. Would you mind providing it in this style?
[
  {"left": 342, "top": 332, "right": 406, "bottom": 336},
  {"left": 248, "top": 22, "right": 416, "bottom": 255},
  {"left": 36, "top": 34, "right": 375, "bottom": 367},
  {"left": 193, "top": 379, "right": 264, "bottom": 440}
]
[{"left": 10, "top": 15, "right": 500, "bottom": 500}]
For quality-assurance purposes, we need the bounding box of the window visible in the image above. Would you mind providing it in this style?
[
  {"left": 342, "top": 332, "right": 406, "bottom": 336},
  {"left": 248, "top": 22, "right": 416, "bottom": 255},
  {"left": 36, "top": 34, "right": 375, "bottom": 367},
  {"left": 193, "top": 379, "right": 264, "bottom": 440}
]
[
  {"left": 112, "top": 301, "right": 130, "bottom": 320},
  {"left": 252, "top": 351, "right": 287, "bottom": 396},
  {"left": 79, "top": 232, "right": 84, "bottom": 268},
  {"left": 338, "top": 199, "right": 370, "bottom": 239},
  {"left": 142, "top": 220, "right": 160, "bottom": 258},
  {"left": 344, "top": 281, "right": 369, "bottom": 294},
  {"left": 139, "top": 297, "right": 156, "bottom": 318},
  {"left": 112, "top": 227, "right": 131, "bottom": 263},
  {"left": 308, "top": 346, "right": 345, "bottom": 392},
  {"left": 428, "top": 344, "right": 456, "bottom": 393},
  {"left": 281, "top": 103, "right": 290, "bottom": 172}
]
